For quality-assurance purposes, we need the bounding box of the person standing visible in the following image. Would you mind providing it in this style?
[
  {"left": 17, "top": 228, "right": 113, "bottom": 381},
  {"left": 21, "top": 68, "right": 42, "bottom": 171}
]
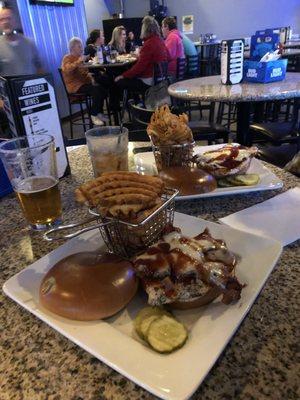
[
  {"left": 0, "top": 6, "right": 43, "bottom": 76},
  {"left": 161, "top": 17, "right": 185, "bottom": 77}
]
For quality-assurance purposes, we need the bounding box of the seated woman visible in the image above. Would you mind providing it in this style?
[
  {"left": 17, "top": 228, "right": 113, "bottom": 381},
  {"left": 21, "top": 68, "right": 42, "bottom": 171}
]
[
  {"left": 61, "top": 37, "right": 107, "bottom": 126},
  {"left": 114, "top": 16, "right": 169, "bottom": 95},
  {"left": 161, "top": 17, "right": 185, "bottom": 77},
  {"left": 125, "top": 31, "right": 137, "bottom": 53},
  {"left": 84, "top": 29, "right": 105, "bottom": 59},
  {"left": 108, "top": 26, "right": 127, "bottom": 54}
]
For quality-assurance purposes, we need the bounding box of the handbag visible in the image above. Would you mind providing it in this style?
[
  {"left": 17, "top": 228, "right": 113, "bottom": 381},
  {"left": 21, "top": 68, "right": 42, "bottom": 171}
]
[{"left": 144, "top": 80, "right": 171, "bottom": 110}]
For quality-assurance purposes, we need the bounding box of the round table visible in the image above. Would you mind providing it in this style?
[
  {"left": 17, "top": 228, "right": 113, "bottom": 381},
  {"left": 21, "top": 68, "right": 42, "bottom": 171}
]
[
  {"left": 168, "top": 73, "right": 300, "bottom": 145},
  {"left": 0, "top": 145, "right": 299, "bottom": 400},
  {"left": 84, "top": 59, "right": 136, "bottom": 70},
  {"left": 83, "top": 59, "right": 136, "bottom": 79}
]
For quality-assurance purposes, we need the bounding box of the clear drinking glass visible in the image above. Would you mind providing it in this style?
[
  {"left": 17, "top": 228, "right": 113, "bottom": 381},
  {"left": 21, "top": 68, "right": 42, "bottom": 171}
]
[
  {"left": 0, "top": 134, "right": 62, "bottom": 230},
  {"left": 85, "top": 126, "right": 129, "bottom": 177},
  {"left": 110, "top": 50, "right": 118, "bottom": 63}
]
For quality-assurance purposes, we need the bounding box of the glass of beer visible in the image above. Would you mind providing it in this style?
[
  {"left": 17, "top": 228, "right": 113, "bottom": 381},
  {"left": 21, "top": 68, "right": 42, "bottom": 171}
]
[
  {"left": 0, "top": 134, "right": 62, "bottom": 230},
  {"left": 85, "top": 126, "right": 128, "bottom": 177}
]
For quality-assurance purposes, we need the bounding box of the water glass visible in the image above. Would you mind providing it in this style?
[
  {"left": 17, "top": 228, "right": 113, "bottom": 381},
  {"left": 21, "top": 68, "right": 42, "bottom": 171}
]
[{"left": 85, "top": 127, "right": 128, "bottom": 177}]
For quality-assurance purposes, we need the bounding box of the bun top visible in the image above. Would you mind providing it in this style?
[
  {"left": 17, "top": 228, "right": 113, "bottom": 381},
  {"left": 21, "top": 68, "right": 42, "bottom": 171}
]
[
  {"left": 159, "top": 166, "right": 217, "bottom": 195},
  {"left": 39, "top": 252, "right": 138, "bottom": 321}
]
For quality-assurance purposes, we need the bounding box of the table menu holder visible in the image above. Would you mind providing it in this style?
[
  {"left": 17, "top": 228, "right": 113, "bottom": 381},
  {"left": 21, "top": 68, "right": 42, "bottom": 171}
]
[{"left": 0, "top": 73, "right": 70, "bottom": 178}]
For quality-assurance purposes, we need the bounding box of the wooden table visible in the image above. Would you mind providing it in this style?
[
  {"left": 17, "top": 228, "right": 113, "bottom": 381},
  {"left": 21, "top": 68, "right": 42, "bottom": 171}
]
[
  {"left": 0, "top": 145, "right": 299, "bottom": 400},
  {"left": 168, "top": 73, "right": 300, "bottom": 145}
]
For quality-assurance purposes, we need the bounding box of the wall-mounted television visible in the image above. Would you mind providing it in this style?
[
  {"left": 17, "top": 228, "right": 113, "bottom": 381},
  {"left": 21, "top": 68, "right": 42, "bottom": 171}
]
[{"left": 29, "top": 0, "right": 74, "bottom": 5}]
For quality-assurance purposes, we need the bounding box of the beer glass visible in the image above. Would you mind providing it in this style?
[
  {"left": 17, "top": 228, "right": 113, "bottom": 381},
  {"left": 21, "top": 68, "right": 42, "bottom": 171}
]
[
  {"left": 0, "top": 135, "right": 62, "bottom": 230},
  {"left": 85, "top": 126, "right": 128, "bottom": 177}
]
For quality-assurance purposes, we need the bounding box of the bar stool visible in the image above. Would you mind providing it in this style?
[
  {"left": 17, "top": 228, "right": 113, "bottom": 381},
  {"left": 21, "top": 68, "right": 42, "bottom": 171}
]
[
  {"left": 58, "top": 68, "right": 92, "bottom": 139},
  {"left": 249, "top": 99, "right": 300, "bottom": 150},
  {"left": 176, "top": 57, "right": 187, "bottom": 82}
]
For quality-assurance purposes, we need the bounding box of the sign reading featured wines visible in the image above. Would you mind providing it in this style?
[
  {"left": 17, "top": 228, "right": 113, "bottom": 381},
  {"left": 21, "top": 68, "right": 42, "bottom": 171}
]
[{"left": 0, "top": 74, "right": 69, "bottom": 178}]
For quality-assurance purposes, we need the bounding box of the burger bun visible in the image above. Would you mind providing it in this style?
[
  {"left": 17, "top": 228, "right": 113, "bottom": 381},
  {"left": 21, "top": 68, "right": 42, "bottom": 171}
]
[{"left": 39, "top": 252, "right": 138, "bottom": 321}]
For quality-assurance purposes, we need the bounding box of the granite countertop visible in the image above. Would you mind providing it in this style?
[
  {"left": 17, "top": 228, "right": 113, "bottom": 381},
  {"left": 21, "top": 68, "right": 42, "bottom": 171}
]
[
  {"left": 168, "top": 73, "right": 300, "bottom": 102},
  {"left": 1, "top": 146, "right": 299, "bottom": 400}
]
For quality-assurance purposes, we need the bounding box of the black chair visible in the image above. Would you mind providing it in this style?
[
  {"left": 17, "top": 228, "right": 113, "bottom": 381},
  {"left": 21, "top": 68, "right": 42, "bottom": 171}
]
[
  {"left": 58, "top": 68, "right": 92, "bottom": 139},
  {"left": 216, "top": 102, "right": 237, "bottom": 131},
  {"left": 127, "top": 101, "right": 151, "bottom": 140},
  {"left": 186, "top": 55, "right": 200, "bottom": 78},
  {"left": 154, "top": 61, "right": 169, "bottom": 84},
  {"left": 187, "top": 101, "right": 230, "bottom": 144},
  {"left": 176, "top": 57, "right": 187, "bottom": 81},
  {"left": 199, "top": 43, "right": 221, "bottom": 76},
  {"left": 128, "top": 101, "right": 229, "bottom": 147},
  {"left": 249, "top": 99, "right": 300, "bottom": 151}
]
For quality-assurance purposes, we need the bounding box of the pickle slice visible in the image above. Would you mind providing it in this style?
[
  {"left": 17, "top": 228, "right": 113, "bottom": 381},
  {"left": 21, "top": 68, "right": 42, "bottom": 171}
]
[
  {"left": 232, "top": 174, "right": 260, "bottom": 186},
  {"left": 134, "top": 307, "right": 169, "bottom": 339},
  {"left": 146, "top": 315, "right": 188, "bottom": 353},
  {"left": 218, "top": 178, "right": 233, "bottom": 187},
  {"left": 227, "top": 174, "right": 260, "bottom": 186}
]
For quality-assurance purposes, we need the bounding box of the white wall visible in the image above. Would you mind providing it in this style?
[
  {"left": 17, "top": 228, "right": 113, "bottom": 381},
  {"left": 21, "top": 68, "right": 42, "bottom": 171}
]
[
  {"left": 123, "top": 0, "right": 300, "bottom": 40},
  {"left": 84, "top": 0, "right": 110, "bottom": 31}
]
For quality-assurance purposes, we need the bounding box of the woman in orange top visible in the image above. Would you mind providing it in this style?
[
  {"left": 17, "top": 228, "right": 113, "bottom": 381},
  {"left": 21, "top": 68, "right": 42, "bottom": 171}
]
[{"left": 61, "top": 37, "right": 106, "bottom": 126}]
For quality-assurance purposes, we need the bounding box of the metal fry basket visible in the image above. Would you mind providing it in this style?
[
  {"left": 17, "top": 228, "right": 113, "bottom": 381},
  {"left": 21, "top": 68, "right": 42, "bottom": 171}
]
[
  {"left": 152, "top": 141, "right": 195, "bottom": 171},
  {"left": 45, "top": 188, "right": 178, "bottom": 258}
]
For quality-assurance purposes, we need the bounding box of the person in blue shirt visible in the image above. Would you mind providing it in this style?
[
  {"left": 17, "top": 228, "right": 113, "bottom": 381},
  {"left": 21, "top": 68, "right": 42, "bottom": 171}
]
[{"left": 181, "top": 34, "right": 198, "bottom": 75}]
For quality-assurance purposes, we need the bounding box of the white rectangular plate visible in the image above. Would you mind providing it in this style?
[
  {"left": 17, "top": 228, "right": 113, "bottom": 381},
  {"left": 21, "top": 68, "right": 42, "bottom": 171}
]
[
  {"left": 3, "top": 212, "right": 282, "bottom": 400},
  {"left": 134, "top": 144, "right": 283, "bottom": 200}
]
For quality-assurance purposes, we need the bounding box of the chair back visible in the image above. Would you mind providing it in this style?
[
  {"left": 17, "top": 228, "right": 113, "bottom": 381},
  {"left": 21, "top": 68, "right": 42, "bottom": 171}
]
[
  {"left": 128, "top": 101, "right": 154, "bottom": 141},
  {"left": 58, "top": 68, "right": 69, "bottom": 95},
  {"left": 154, "top": 61, "right": 169, "bottom": 84},
  {"left": 129, "top": 101, "right": 154, "bottom": 127},
  {"left": 176, "top": 57, "right": 187, "bottom": 81},
  {"left": 186, "top": 55, "right": 200, "bottom": 78}
]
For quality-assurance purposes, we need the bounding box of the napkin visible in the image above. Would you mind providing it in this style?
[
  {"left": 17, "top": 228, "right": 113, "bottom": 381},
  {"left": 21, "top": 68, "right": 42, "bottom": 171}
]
[{"left": 219, "top": 187, "right": 300, "bottom": 246}]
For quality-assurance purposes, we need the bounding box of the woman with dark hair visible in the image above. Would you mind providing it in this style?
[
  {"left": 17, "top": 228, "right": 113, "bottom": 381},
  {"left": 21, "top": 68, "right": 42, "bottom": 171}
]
[{"left": 84, "top": 29, "right": 105, "bottom": 58}]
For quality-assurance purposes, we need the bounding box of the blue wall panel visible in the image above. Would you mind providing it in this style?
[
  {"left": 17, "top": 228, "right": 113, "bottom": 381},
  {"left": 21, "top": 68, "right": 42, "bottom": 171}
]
[{"left": 17, "top": 0, "right": 88, "bottom": 117}]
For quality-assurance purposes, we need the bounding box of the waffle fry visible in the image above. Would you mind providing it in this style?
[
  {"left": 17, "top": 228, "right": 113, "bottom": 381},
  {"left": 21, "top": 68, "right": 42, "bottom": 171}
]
[
  {"left": 75, "top": 172, "right": 165, "bottom": 223},
  {"left": 147, "top": 105, "right": 193, "bottom": 146}
]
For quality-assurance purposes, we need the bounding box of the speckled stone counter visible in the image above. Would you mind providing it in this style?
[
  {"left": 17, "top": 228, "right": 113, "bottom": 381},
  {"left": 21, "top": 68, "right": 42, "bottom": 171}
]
[
  {"left": 1, "top": 146, "right": 299, "bottom": 400},
  {"left": 168, "top": 73, "right": 300, "bottom": 102}
]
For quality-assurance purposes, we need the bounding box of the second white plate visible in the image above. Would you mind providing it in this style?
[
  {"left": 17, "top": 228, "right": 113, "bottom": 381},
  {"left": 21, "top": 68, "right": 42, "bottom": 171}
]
[{"left": 134, "top": 144, "right": 283, "bottom": 200}]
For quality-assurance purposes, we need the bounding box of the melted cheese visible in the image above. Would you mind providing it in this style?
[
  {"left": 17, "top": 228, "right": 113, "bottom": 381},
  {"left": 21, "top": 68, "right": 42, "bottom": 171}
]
[{"left": 163, "top": 231, "right": 204, "bottom": 262}]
